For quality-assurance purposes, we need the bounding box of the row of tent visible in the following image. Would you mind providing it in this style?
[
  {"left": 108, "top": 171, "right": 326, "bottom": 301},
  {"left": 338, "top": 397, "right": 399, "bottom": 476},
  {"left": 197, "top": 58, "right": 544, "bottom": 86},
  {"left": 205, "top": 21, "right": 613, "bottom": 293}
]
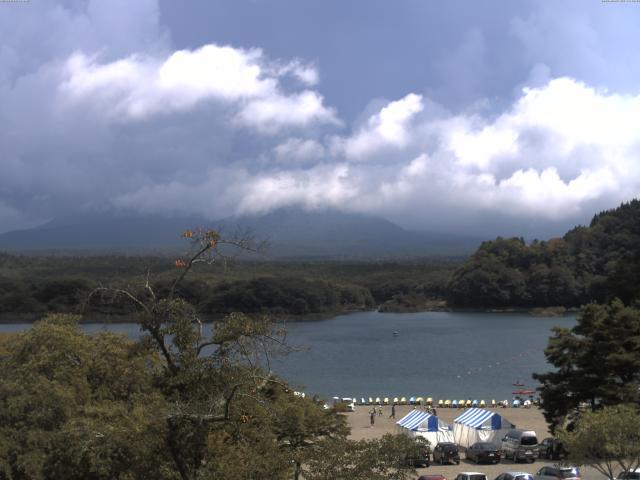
[{"left": 396, "top": 407, "right": 516, "bottom": 448}]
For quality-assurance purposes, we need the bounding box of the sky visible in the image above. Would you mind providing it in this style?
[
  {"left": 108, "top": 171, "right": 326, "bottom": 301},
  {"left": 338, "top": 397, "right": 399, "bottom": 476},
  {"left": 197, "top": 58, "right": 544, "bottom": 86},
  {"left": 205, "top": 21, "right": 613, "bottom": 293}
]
[{"left": 2, "top": 0, "right": 640, "bottom": 238}]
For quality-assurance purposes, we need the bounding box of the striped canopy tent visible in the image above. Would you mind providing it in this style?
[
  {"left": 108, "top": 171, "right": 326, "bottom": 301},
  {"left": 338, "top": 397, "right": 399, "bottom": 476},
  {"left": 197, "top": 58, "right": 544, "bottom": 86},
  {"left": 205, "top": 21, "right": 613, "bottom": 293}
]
[
  {"left": 396, "top": 410, "right": 454, "bottom": 445},
  {"left": 452, "top": 408, "right": 515, "bottom": 448}
]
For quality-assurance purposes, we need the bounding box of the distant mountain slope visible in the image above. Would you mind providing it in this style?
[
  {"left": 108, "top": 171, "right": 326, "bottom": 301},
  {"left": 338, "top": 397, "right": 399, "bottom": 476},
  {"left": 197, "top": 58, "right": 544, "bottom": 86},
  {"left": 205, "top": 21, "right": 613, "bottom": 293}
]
[
  {"left": 0, "top": 215, "right": 201, "bottom": 251},
  {"left": 448, "top": 199, "right": 640, "bottom": 307},
  {"left": 0, "top": 208, "right": 480, "bottom": 257},
  {"left": 216, "top": 208, "right": 480, "bottom": 257}
]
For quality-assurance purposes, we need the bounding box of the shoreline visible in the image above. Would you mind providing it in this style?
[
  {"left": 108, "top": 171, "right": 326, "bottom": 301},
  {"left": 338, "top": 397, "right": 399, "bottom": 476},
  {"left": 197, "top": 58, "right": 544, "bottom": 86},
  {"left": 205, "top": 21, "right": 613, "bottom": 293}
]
[{"left": 0, "top": 304, "right": 578, "bottom": 324}]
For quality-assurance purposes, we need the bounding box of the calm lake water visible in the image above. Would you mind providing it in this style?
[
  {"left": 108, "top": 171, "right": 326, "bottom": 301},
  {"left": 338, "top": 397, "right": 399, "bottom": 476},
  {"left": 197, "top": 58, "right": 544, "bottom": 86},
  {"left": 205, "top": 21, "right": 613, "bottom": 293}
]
[{"left": 1, "top": 311, "right": 575, "bottom": 402}]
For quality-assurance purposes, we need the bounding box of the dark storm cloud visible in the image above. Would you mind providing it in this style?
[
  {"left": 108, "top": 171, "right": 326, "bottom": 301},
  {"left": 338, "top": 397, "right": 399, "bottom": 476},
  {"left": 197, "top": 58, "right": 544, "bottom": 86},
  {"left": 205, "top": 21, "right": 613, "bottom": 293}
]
[{"left": 1, "top": 0, "right": 640, "bottom": 237}]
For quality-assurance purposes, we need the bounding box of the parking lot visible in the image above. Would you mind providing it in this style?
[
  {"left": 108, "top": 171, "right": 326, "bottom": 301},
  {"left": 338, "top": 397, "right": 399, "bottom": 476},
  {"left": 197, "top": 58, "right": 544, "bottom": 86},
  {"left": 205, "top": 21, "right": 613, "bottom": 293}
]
[
  {"left": 412, "top": 456, "right": 606, "bottom": 480},
  {"left": 346, "top": 405, "right": 608, "bottom": 480}
]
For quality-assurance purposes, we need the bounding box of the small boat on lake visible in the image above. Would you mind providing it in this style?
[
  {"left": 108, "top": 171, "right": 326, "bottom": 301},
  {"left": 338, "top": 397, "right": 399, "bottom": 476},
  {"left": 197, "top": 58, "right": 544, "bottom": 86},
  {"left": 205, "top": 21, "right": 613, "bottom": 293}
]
[{"left": 512, "top": 389, "right": 536, "bottom": 395}]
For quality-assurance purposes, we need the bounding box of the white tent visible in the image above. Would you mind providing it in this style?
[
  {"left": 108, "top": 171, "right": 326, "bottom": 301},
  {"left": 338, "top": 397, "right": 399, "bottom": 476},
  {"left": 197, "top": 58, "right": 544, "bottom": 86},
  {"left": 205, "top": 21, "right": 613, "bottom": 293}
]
[
  {"left": 452, "top": 408, "right": 515, "bottom": 448},
  {"left": 396, "top": 410, "right": 454, "bottom": 446}
]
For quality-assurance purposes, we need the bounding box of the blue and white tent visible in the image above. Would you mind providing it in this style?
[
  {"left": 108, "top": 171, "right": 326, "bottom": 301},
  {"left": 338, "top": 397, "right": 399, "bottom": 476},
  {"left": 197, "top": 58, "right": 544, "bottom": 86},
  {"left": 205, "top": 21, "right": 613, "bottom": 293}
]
[
  {"left": 453, "top": 408, "right": 515, "bottom": 448},
  {"left": 396, "top": 410, "right": 454, "bottom": 444}
]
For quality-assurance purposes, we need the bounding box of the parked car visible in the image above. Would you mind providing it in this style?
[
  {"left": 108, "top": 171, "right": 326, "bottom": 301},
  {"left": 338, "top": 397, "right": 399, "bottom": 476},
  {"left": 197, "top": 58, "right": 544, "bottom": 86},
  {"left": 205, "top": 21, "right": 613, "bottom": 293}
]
[
  {"left": 616, "top": 469, "right": 640, "bottom": 480},
  {"left": 404, "top": 437, "right": 431, "bottom": 468},
  {"left": 534, "top": 466, "right": 580, "bottom": 480},
  {"left": 418, "top": 476, "right": 447, "bottom": 480},
  {"left": 495, "top": 472, "right": 534, "bottom": 480},
  {"left": 455, "top": 472, "right": 488, "bottom": 480},
  {"left": 538, "top": 437, "right": 567, "bottom": 460},
  {"left": 501, "top": 429, "right": 538, "bottom": 463},
  {"left": 466, "top": 442, "right": 501, "bottom": 464},
  {"left": 433, "top": 442, "right": 460, "bottom": 465}
]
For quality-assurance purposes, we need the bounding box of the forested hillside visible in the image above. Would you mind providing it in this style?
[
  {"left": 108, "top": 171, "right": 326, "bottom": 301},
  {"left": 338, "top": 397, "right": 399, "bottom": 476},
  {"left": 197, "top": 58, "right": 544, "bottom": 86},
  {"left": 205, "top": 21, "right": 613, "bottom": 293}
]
[
  {"left": 0, "top": 255, "right": 456, "bottom": 320},
  {"left": 448, "top": 200, "right": 640, "bottom": 308}
]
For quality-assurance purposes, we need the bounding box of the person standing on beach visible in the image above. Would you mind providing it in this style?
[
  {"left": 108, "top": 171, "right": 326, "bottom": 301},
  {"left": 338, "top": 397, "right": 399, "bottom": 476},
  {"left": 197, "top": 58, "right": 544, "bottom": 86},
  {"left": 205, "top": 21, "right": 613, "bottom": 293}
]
[
  {"left": 390, "top": 404, "right": 396, "bottom": 419},
  {"left": 378, "top": 406, "right": 382, "bottom": 416},
  {"left": 370, "top": 410, "right": 375, "bottom": 426}
]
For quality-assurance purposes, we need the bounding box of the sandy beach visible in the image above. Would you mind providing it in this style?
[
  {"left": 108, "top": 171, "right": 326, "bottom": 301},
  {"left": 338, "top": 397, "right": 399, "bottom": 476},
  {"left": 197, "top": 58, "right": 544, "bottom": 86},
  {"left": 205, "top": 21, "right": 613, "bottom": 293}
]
[{"left": 346, "top": 405, "right": 606, "bottom": 480}]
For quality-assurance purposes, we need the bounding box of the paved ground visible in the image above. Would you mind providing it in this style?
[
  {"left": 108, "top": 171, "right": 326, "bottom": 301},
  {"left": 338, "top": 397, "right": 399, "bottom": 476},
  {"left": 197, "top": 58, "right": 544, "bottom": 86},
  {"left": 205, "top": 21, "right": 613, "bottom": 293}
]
[{"left": 345, "top": 405, "right": 607, "bottom": 480}]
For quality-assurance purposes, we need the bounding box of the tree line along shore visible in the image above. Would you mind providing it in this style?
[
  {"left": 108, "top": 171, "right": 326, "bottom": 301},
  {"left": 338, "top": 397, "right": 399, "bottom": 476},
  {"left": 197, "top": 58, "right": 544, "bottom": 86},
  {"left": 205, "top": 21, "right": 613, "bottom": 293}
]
[{"left": 0, "top": 199, "right": 639, "bottom": 323}]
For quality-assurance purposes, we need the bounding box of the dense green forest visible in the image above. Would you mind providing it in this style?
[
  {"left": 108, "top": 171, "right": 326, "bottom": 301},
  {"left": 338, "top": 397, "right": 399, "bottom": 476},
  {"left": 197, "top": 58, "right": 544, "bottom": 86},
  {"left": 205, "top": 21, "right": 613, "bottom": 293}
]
[
  {"left": 0, "top": 254, "right": 457, "bottom": 321},
  {"left": 448, "top": 200, "right": 640, "bottom": 308},
  {"left": 2, "top": 199, "right": 639, "bottom": 320}
]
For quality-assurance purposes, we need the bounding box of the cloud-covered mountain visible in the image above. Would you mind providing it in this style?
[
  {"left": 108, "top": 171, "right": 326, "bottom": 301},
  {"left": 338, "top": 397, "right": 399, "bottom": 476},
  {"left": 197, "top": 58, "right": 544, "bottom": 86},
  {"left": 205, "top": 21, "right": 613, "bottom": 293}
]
[
  {"left": 0, "top": 209, "right": 480, "bottom": 258},
  {"left": 2, "top": 1, "right": 640, "bottom": 238}
]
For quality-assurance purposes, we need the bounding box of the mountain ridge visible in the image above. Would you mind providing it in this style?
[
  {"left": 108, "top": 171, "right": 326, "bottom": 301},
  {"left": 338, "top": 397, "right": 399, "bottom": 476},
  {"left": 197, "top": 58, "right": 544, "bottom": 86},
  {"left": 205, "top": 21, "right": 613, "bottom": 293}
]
[{"left": 0, "top": 208, "right": 481, "bottom": 258}]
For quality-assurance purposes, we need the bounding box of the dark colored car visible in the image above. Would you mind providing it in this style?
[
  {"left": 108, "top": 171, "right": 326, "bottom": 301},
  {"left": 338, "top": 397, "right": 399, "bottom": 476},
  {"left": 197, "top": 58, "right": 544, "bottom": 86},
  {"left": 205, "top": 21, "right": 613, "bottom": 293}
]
[
  {"left": 418, "top": 476, "right": 447, "bottom": 480},
  {"left": 433, "top": 442, "right": 460, "bottom": 465},
  {"left": 466, "top": 442, "right": 501, "bottom": 464},
  {"left": 617, "top": 470, "right": 640, "bottom": 480},
  {"left": 404, "top": 438, "right": 431, "bottom": 468},
  {"left": 538, "top": 437, "right": 567, "bottom": 460}
]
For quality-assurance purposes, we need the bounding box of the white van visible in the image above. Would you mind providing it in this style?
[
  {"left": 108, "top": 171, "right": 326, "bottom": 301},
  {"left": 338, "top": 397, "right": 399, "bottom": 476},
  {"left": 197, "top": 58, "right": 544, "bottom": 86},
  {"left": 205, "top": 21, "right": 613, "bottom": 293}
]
[
  {"left": 501, "top": 429, "right": 538, "bottom": 463},
  {"left": 332, "top": 396, "right": 355, "bottom": 411}
]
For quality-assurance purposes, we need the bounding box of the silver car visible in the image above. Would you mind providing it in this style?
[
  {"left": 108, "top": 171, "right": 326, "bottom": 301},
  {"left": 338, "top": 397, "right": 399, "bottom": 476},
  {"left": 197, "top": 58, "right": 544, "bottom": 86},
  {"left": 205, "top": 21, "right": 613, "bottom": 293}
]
[
  {"left": 495, "top": 472, "right": 534, "bottom": 480},
  {"left": 534, "top": 466, "right": 581, "bottom": 480}
]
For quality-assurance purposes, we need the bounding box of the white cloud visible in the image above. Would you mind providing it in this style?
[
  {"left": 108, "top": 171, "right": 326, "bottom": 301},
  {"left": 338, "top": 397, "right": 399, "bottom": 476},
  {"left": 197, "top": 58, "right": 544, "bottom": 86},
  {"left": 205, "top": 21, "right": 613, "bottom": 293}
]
[
  {"left": 273, "top": 59, "right": 320, "bottom": 86},
  {"left": 236, "top": 90, "right": 338, "bottom": 133},
  {"left": 157, "top": 45, "right": 274, "bottom": 100},
  {"left": 378, "top": 154, "right": 429, "bottom": 201},
  {"left": 60, "top": 43, "right": 336, "bottom": 130},
  {"left": 273, "top": 138, "right": 326, "bottom": 164},
  {"left": 230, "top": 77, "right": 640, "bottom": 232},
  {"left": 336, "top": 93, "right": 424, "bottom": 159},
  {"left": 112, "top": 167, "right": 249, "bottom": 219},
  {"left": 292, "top": 64, "right": 320, "bottom": 86},
  {"left": 113, "top": 77, "right": 640, "bottom": 233},
  {"left": 447, "top": 121, "right": 519, "bottom": 169},
  {"left": 237, "top": 164, "right": 356, "bottom": 214}
]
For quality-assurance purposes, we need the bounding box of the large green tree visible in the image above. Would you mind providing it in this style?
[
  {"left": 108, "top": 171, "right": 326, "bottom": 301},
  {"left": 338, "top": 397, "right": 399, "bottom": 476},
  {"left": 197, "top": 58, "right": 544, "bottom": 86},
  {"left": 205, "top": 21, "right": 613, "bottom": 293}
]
[
  {"left": 304, "top": 434, "right": 419, "bottom": 480},
  {"left": 558, "top": 404, "right": 640, "bottom": 480},
  {"left": 0, "top": 314, "right": 169, "bottom": 479},
  {"left": 0, "top": 228, "right": 415, "bottom": 479},
  {"left": 534, "top": 300, "right": 640, "bottom": 431},
  {"left": 449, "top": 199, "right": 640, "bottom": 309}
]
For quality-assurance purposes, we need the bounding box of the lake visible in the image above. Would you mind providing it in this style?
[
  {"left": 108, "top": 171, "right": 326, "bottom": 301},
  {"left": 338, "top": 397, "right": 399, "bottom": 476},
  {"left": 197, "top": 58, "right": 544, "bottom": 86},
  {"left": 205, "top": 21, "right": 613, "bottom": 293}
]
[{"left": 1, "top": 311, "right": 575, "bottom": 402}]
